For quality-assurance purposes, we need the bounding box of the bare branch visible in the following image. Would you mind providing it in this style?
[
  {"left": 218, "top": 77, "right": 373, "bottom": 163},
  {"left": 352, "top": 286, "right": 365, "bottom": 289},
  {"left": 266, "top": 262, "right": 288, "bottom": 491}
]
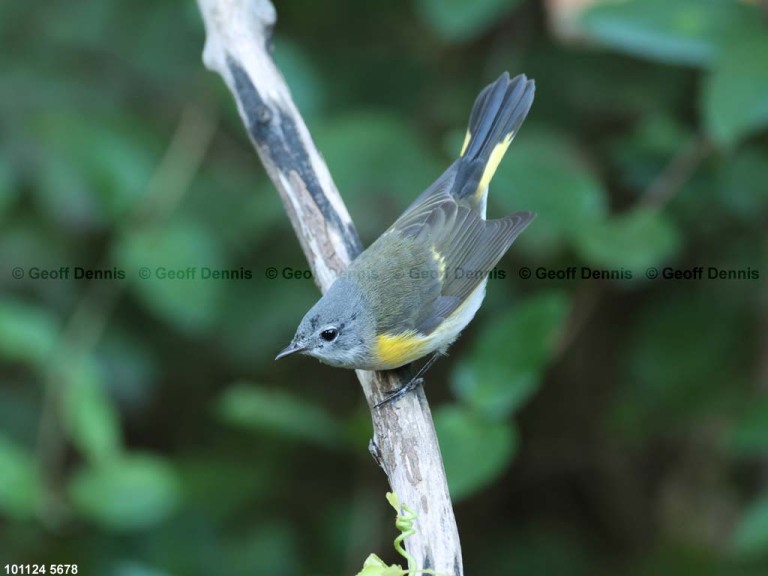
[{"left": 197, "top": 0, "right": 463, "bottom": 573}]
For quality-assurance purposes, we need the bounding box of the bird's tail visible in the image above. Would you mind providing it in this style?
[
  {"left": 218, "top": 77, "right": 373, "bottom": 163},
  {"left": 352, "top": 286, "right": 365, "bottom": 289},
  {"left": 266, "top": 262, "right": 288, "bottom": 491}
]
[{"left": 452, "top": 73, "right": 535, "bottom": 207}]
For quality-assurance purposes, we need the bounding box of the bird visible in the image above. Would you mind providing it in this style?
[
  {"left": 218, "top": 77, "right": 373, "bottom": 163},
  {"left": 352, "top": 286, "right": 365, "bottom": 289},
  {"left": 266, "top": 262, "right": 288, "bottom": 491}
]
[{"left": 276, "top": 72, "right": 536, "bottom": 405}]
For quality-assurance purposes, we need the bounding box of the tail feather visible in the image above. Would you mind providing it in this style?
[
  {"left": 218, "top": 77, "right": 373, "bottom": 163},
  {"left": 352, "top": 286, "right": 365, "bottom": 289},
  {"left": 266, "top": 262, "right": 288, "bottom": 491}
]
[{"left": 453, "top": 73, "right": 535, "bottom": 206}]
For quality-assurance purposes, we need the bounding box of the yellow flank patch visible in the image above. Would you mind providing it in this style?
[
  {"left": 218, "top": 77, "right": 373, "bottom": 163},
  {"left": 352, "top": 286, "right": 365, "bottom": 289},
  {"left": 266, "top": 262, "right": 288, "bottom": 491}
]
[
  {"left": 477, "top": 132, "right": 514, "bottom": 196},
  {"left": 460, "top": 130, "right": 472, "bottom": 157},
  {"left": 374, "top": 330, "right": 431, "bottom": 369},
  {"left": 431, "top": 246, "right": 446, "bottom": 282}
]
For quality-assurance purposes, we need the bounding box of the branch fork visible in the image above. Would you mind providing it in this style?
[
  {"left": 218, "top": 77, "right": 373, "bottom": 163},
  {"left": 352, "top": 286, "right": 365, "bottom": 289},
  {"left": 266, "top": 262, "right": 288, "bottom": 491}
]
[{"left": 197, "top": 1, "right": 463, "bottom": 572}]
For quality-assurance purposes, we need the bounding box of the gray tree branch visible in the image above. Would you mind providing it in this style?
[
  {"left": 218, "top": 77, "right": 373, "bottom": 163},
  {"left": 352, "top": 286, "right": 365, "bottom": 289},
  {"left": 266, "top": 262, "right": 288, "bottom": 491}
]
[{"left": 196, "top": 0, "right": 463, "bottom": 573}]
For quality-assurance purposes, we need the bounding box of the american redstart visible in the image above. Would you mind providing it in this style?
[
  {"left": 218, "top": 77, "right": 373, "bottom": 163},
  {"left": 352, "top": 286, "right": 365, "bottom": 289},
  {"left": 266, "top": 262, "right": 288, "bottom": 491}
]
[{"left": 277, "top": 72, "right": 536, "bottom": 404}]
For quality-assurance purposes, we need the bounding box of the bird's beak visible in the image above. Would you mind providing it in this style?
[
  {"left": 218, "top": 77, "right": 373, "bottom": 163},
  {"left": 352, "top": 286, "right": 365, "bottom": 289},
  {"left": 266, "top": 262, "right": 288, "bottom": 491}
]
[{"left": 275, "top": 341, "right": 307, "bottom": 361}]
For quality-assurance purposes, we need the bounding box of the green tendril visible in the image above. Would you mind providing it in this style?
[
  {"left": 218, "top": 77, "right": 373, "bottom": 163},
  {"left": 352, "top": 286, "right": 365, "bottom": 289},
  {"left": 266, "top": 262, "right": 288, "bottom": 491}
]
[
  {"left": 389, "top": 492, "right": 417, "bottom": 570},
  {"left": 384, "top": 492, "right": 449, "bottom": 576},
  {"left": 356, "top": 493, "right": 450, "bottom": 576}
]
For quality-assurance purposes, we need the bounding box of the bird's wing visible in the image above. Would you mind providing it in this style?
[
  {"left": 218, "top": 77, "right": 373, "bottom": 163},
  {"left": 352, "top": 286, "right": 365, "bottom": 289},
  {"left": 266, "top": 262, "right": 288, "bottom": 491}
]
[{"left": 393, "top": 195, "right": 535, "bottom": 334}]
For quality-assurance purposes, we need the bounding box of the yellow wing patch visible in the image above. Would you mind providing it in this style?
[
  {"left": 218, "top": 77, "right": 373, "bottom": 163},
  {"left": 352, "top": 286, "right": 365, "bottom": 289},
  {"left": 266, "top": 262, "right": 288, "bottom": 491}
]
[
  {"left": 431, "top": 246, "right": 446, "bottom": 282},
  {"left": 476, "top": 132, "right": 514, "bottom": 197},
  {"left": 374, "top": 331, "right": 432, "bottom": 370}
]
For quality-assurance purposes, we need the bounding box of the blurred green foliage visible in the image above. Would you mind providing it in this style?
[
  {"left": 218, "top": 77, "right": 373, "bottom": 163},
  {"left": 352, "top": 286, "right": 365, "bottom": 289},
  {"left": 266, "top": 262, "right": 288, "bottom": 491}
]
[{"left": 1, "top": 0, "right": 767, "bottom": 574}]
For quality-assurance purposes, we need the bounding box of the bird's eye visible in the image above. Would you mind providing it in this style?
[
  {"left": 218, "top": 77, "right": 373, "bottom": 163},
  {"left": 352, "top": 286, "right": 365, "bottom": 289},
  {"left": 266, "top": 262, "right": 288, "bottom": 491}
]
[{"left": 320, "top": 328, "right": 338, "bottom": 342}]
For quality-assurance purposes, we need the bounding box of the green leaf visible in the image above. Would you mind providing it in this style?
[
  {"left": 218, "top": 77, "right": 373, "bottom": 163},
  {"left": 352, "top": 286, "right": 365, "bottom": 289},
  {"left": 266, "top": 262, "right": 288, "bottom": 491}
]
[
  {"left": 615, "top": 290, "right": 748, "bottom": 440},
  {"left": 0, "top": 222, "right": 74, "bottom": 293},
  {"left": 731, "top": 497, "right": 768, "bottom": 558},
  {"left": 716, "top": 148, "right": 768, "bottom": 221},
  {"left": 113, "top": 219, "right": 224, "bottom": 332},
  {"left": 574, "top": 207, "right": 680, "bottom": 270},
  {"left": 610, "top": 114, "right": 691, "bottom": 191},
  {"left": 60, "top": 356, "right": 122, "bottom": 463},
  {"left": 96, "top": 332, "right": 159, "bottom": 409},
  {"left": 452, "top": 291, "right": 570, "bottom": 420},
  {"left": 217, "top": 383, "right": 345, "bottom": 449},
  {"left": 178, "top": 456, "right": 277, "bottom": 520},
  {"left": 33, "top": 111, "right": 157, "bottom": 227},
  {"left": 703, "top": 15, "right": 768, "bottom": 146},
  {"left": 33, "top": 152, "right": 103, "bottom": 230},
  {"left": 355, "top": 555, "right": 407, "bottom": 576},
  {"left": 69, "top": 453, "right": 181, "bottom": 531},
  {"left": 0, "top": 435, "right": 42, "bottom": 520},
  {"left": 493, "top": 130, "right": 607, "bottom": 256},
  {"left": 0, "top": 299, "right": 59, "bottom": 367},
  {"left": 727, "top": 398, "right": 768, "bottom": 458},
  {"left": 39, "top": 0, "right": 120, "bottom": 52},
  {"left": 434, "top": 405, "right": 516, "bottom": 500},
  {"left": 416, "top": 0, "right": 524, "bottom": 42},
  {"left": 0, "top": 153, "right": 16, "bottom": 220},
  {"left": 579, "top": 0, "right": 728, "bottom": 67}
]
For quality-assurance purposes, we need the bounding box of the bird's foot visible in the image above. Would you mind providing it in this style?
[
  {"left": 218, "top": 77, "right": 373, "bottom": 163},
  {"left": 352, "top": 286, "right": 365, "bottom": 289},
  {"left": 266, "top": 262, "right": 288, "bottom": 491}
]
[{"left": 373, "top": 376, "right": 425, "bottom": 409}]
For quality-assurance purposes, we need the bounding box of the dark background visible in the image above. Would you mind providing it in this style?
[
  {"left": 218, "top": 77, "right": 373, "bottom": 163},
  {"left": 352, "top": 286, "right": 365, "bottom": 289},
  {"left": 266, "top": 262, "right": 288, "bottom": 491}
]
[{"left": 2, "top": 0, "right": 768, "bottom": 574}]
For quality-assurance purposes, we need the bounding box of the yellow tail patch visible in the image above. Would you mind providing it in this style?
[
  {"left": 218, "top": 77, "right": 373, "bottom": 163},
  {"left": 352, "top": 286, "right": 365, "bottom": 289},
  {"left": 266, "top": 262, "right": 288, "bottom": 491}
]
[
  {"left": 460, "top": 130, "right": 472, "bottom": 157},
  {"left": 477, "top": 132, "right": 514, "bottom": 196},
  {"left": 374, "top": 330, "right": 431, "bottom": 370}
]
